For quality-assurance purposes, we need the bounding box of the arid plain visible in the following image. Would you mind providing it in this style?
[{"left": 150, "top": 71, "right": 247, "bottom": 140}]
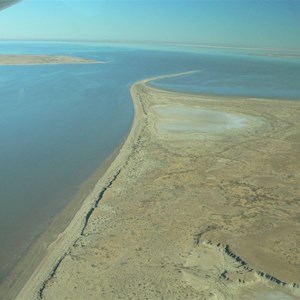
[{"left": 17, "top": 76, "right": 300, "bottom": 299}]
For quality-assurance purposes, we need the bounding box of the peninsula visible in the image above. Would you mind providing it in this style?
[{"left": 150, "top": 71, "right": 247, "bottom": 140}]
[
  {"left": 13, "top": 76, "right": 300, "bottom": 299},
  {"left": 0, "top": 55, "right": 100, "bottom": 65}
]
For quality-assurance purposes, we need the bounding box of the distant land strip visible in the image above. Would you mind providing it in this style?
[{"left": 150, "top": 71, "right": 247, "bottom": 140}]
[{"left": 0, "top": 55, "right": 101, "bottom": 65}]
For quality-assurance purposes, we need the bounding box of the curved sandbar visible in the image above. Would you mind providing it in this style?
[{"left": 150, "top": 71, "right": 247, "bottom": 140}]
[
  {"left": 15, "top": 74, "right": 300, "bottom": 299},
  {"left": 0, "top": 55, "right": 101, "bottom": 65}
]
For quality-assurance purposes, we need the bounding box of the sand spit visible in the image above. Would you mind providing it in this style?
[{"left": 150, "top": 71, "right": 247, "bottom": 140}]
[
  {"left": 15, "top": 75, "right": 300, "bottom": 300},
  {"left": 0, "top": 55, "right": 100, "bottom": 65}
]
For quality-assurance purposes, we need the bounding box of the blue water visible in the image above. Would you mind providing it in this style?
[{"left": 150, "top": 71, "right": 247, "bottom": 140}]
[
  {"left": 150, "top": 52, "right": 300, "bottom": 100},
  {"left": 0, "top": 42, "right": 299, "bottom": 282}
]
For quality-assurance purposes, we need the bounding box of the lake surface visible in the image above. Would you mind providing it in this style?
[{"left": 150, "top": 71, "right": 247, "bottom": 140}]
[
  {"left": 0, "top": 42, "right": 299, "bottom": 283},
  {"left": 150, "top": 51, "right": 300, "bottom": 100}
]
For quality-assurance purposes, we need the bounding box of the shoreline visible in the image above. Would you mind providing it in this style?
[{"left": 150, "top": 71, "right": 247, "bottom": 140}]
[
  {"left": 148, "top": 78, "right": 300, "bottom": 103},
  {"left": 0, "top": 143, "right": 123, "bottom": 299},
  {"left": 12, "top": 75, "right": 145, "bottom": 300},
  {"left": 12, "top": 75, "right": 300, "bottom": 299}
]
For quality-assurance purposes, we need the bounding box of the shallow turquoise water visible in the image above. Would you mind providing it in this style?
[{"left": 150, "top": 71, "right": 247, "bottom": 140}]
[{"left": 0, "top": 42, "right": 299, "bottom": 281}]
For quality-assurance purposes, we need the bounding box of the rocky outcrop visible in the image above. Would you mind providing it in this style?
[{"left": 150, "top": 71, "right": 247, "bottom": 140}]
[
  {"left": 220, "top": 242, "right": 299, "bottom": 289},
  {"left": 199, "top": 236, "right": 299, "bottom": 290}
]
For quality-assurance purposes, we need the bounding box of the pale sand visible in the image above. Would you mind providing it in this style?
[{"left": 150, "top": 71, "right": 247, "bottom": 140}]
[
  {"left": 14, "top": 74, "right": 300, "bottom": 299},
  {"left": 0, "top": 55, "right": 100, "bottom": 65}
]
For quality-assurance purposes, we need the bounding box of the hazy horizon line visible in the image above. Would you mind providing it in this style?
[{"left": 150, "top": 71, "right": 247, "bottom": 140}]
[{"left": 0, "top": 39, "right": 299, "bottom": 53}]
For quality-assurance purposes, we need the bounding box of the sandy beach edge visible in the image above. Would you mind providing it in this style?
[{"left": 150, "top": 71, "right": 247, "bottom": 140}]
[
  {"left": 14, "top": 74, "right": 149, "bottom": 300},
  {"left": 1, "top": 72, "right": 183, "bottom": 300},
  {"left": 0, "top": 142, "right": 123, "bottom": 300}
]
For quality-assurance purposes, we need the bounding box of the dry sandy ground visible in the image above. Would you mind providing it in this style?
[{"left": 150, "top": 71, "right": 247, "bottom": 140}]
[
  {"left": 0, "top": 55, "right": 99, "bottom": 65},
  {"left": 15, "top": 76, "right": 300, "bottom": 300}
]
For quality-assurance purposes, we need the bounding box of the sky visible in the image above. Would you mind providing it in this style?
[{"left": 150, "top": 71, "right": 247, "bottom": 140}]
[{"left": 0, "top": 0, "right": 299, "bottom": 50}]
